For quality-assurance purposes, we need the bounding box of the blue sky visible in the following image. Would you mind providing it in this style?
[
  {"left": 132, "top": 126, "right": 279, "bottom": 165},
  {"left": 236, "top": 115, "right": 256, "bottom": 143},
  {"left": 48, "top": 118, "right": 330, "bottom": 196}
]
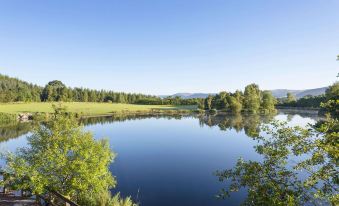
[{"left": 0, "top": 0, "right": 338, "bottom": 95}]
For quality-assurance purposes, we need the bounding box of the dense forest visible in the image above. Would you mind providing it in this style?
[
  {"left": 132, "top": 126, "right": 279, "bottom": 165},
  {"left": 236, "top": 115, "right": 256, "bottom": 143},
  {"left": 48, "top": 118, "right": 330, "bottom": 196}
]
[
  {"left": 0, "top": 74, "right": 181, "bottom": 104},
  {"left": 0, "top": 74, "right": 160, "bottom": 103},
  {"left": 0, "top": 74, "right": 201, "bottom": 105},
  {"left": 0, "top": 74, "right": 42, "bottom": 102},
  {"left": 202, "top": 84, "right": 277, "bottom": 114}
]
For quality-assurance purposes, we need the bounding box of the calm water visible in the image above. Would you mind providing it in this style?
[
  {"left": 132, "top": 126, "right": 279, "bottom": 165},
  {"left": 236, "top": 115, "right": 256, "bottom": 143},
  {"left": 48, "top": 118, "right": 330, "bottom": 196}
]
[{"left": 0, "top": 110, "right": 319, "bottom": 206}]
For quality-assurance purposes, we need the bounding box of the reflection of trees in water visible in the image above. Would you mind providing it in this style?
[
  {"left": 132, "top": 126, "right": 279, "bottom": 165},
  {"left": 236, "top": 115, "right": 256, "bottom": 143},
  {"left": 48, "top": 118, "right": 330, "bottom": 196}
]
[
  {"left": 80, "top": 114, "right": 191, "bottom": 126},
  {"left": 0, "top": 122, "right": 35, "bottom": 143},
  {"left": 0, "top": 111, "right": 318, "bottom": 145},
  {"left": 0, "top": 114, "right": 193, "bottom": 141},
  {"left": 278, "top": 109, "right": 321, "bottom": 121},
  {"left": 198, "top": 114, "right": 275, "bottom": 137}
]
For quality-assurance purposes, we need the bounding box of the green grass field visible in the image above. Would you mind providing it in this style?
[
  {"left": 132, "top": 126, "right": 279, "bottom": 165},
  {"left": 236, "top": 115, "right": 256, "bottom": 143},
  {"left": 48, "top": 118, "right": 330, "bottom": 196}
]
[{"left": 0, "top": 102, "right": 196, "bottom": 116}]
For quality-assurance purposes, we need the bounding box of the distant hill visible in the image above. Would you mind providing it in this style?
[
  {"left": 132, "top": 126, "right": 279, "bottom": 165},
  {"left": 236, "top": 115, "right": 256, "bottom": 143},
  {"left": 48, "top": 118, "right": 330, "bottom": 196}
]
[
  {"left": 271, "top": 87, "right": 327, "bottom": 99},
  {"left": 160, "top": 93, "right": 215, "bottom": 99},
  {"left": 161, "top": 87, "right": 328, "bottom": 99}
]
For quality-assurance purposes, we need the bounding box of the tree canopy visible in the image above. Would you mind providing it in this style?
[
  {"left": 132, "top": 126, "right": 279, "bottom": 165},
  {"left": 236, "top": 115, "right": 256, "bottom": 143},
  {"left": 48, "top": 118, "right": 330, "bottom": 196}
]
[
  {"left": 1, "top": 107, "right": 136, "bottom": 205},
  {"left": 202, "top": 84, "right": 277, "bottom": 114}
]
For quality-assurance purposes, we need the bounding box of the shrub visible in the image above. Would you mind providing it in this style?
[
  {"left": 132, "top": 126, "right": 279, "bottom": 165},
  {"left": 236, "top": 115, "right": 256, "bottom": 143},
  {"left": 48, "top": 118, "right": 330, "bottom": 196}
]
[{"left": 0, "top": 112, "right": 17, "bottom": 124}]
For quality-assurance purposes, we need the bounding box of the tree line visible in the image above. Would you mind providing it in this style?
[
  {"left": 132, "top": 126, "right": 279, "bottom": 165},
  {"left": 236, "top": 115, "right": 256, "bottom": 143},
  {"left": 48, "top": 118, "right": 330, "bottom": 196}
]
[
  {"left": 276, "top": 82, "right": 338, "bottom": 110},
  {"left": 0, "top": 74, "right": 203, "bottom": 105},
  {"left": 202, "top": 83, "right": 277, "bottom": 114},
  {"left": 0, "top": 74, "right": 42, "bottom": 102},
  {"left": 277, "top": 92, "right": 326, "bottom": 108},
  {"left": 0, "top": 74, "right": 155, "bottom": 104}
]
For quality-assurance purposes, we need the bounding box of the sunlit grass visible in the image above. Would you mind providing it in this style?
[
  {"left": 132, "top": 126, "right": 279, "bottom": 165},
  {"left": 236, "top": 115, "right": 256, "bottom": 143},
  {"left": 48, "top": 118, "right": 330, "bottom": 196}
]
[{"left": 0, "top": 102, "right": 196, "bottom": 115}]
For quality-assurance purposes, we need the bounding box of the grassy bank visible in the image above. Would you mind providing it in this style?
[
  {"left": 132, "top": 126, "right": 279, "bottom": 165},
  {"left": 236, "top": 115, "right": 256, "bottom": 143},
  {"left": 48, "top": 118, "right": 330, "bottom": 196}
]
[{"left": 0, "top": 102, "right": 197, "bottom": 116}]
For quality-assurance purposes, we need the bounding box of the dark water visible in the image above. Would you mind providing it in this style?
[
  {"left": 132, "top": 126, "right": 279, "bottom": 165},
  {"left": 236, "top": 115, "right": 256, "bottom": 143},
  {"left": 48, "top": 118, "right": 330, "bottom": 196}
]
[{"left": 0, "top": 111, "right": 318, "bottom": 206}]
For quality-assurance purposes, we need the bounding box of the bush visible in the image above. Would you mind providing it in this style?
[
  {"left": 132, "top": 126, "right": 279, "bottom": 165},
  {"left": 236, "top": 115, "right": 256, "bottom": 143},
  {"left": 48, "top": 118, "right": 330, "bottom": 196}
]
[
  {"left": 0, "top": 112, "right": 17, "bottom": 124},
  {"left": 78, "top": 191, "right": 137, "bottom": 206}
]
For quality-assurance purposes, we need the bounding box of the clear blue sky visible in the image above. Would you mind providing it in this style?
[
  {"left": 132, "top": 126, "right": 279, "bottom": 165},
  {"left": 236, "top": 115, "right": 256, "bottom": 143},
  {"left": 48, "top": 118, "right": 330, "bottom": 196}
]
[{"left": 0, "top": 0, "right": 338, "bottom": 95}]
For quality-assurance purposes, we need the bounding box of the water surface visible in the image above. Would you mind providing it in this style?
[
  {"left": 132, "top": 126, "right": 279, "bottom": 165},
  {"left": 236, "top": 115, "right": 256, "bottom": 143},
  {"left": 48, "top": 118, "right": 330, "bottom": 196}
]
[{"left": 0, "top": 111, "right": 318, "bottom": 206}]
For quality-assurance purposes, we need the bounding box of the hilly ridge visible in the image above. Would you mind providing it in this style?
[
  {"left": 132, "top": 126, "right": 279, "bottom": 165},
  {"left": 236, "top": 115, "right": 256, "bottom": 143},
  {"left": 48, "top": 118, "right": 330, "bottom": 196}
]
[{"left": 162, "top": 87, "right": 328, "bottom": 99}]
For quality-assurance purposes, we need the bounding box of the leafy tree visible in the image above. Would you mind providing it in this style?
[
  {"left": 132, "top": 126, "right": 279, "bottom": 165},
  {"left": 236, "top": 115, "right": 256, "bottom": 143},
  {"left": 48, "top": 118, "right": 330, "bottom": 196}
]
[
  {"left": 260, "top": 91, "right": 277, "bottom": 114},
  {"left": 286, "top": 92, "right": 296, "bottom": 103},
  {"left": 41, "top": 80, "right": 67, "bottom": 101},
  {"left": 1, "top": 107, "right": 135, "bottom": 205},
  {"left": 324, "top": 83, "right": 339, "bottom": 100},
  {"left": 216, "top": 119, "right": 338, "bottom": 205},
  {"left": 204, "top": 95, "right": 213, "bottom": 110},
  {"left": 320, "top": 82, "right": 339, "bottom": 117},
  {"left": 243, "top": 84, "right": 261, "bottom": 113},
  {"left": 227, "top": 96, "right": 242, "bottom": 113},
  {"left": 278, "top": 94, "right": 326, "bottom": 108}
]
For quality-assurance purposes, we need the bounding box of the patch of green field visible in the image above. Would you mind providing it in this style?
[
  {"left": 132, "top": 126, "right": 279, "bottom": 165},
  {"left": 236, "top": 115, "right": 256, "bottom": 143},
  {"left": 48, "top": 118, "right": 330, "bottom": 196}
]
[{"left": 0, "top": 102, "right": 196, "bottom": 116}]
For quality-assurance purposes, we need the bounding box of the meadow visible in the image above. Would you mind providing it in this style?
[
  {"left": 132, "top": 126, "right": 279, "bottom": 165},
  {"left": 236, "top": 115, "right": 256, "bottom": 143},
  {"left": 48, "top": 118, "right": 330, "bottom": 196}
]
[{"left": 0, "top": 102, "right": 196, "bottom": 116}]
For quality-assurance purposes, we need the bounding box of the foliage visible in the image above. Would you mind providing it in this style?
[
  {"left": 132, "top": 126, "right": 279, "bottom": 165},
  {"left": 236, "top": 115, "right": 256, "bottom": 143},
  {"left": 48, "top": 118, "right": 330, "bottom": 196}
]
[
  {"left": 204, "top": 95, "right": 213, "bottom": 110},
  {"left": 0, "top": 74, "right": 160, "bottom": 104},
  {"left": 215, "top": 91, "right": 339, "bottom": 205},
  {"left": 277, "top": 94, "right": 326, "bottom": 108},
  {"left": 0, "top": 112, "right": 17, "bottom": 124},
  {"left": 320, "top": 82, "right": 339, "bottom": 117},
  {"left": 41, "top": 80, "right": 67, "bottom": 101},
  {"left": 39, "top": 80, "right": 162, "bottom": 103},
  {"left": 278, "top": 82, "right": 338, "bottom": 110},
  {"left": 2, "top": 108, "right": 117, "bottom": 203},
  {"left": 78, "top": 191, "right": 138, "bottom": 206},
  {"left": 227, "top": 96, "right": 242, "bottom": 113},
  {"left": 260, "top": 91, "right": 277, "bottom": 114},
  {"left": 286, "top": 92, "right": 297, "bottom": 103},
  {"left": 202, "top": 84, "right": 276, "bottom": 114},
  {"left": 0, "top": 74, "right": 42, "bottom": 102},
  {"left": 243, "top": 84, "right": 261, "bottom": 113}
]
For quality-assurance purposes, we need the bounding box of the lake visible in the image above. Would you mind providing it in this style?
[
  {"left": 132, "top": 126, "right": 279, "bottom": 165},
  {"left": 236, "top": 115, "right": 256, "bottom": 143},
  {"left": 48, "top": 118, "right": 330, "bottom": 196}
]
[{"left": 0, "top": 110, "right": 320, "bottom": 206}]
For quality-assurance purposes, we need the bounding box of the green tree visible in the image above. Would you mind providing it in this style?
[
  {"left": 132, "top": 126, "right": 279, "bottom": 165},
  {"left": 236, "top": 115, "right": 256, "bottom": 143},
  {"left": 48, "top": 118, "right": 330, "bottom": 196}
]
[
  {"left": 320, "top": 82, "right": 339, "bottom": 118},
  {"left": 227, "top": 96, "right": 242, "bottom": 113},
  {"left": 243, "top": 84, "right": 261, "bottom": 113},
  {"left": 260, "top": 91, "right": 277, "bottom": 114},
  {"left": 286, "top": 92, "right": 296, "bottom": 103},
  {"left": 83, "top": 90, "right": 89, "bottom": 102},
  {"left": 204, "top": 95, "right": 213, "bottom": 110},
  {"left": 2, "top": 108, "right": 116, "bottom": 202},
  {"left": 216, "top": 119, "right": 339, "bottom": 205},
  {"left": 41, "top": 80, "right": 67, "bottom": 101},
  {"left": 325, "top": 82, "right": 339, "bottom": 101}
]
